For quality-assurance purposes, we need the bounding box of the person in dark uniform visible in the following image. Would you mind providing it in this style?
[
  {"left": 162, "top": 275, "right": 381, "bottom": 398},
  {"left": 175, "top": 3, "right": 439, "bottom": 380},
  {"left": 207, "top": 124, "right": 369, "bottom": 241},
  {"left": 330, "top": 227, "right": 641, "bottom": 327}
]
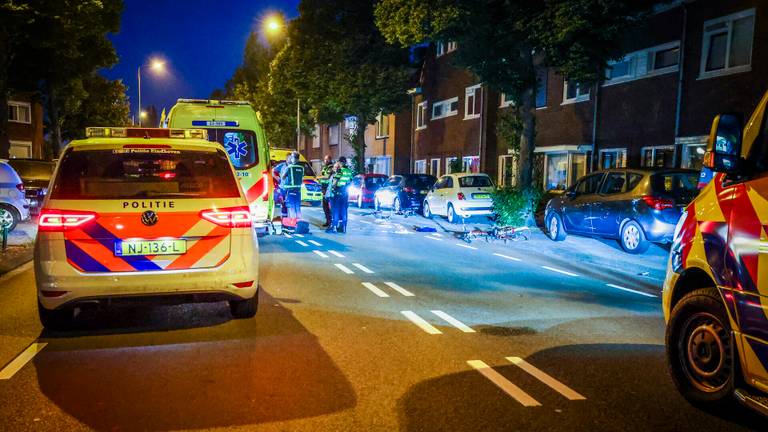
[
  {"left": 326, "top": 157, "right": 353, "bottom": 233},
  {"left": 319, "top": 154, "right": 334, "bottom": 227},
  {"left": 280, "top": 152, "right": 304, "bottom": 232}
]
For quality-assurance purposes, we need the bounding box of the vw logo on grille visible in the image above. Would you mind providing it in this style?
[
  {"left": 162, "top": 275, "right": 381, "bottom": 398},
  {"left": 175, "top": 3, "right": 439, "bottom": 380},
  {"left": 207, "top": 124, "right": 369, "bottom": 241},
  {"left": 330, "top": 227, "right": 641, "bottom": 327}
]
[{"left": 141, "top": 210, "right": 159, "bottom": 226}]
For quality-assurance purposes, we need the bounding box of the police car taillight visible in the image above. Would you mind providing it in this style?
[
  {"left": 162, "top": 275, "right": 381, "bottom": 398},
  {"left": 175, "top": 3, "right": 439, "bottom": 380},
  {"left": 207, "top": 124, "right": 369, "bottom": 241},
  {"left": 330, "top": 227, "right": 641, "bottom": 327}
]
[
  {"left": 38, "top": 209, "right": 97, "bottom": 231},
  {"left": 200, "top": 206, "right": 252, "bottom": 228}
]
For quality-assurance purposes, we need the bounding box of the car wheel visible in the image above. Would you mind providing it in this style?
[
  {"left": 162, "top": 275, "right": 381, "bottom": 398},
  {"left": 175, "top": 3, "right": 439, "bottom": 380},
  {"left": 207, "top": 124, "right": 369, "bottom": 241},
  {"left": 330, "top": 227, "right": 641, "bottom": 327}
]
[
  {"left": 230, "top": 294, "right": 258, "bottom": 319},
  {"left": 357, "top": 195, "right": 363, "bottom": 208},
  {"left": 38, "top": 301, "right": 73, "bottom": 331},
  {"left": 666, "top": 288, "right": 736, "bottom": 406},
  {"left": 393, "top": 197, "right": 402, "bottom": 213},
  {"left": 0, "top": 204, "right": 19, "bottom": 232},
  {"left": 546, "top": 212, "right": 566, "bottom": 241},
  {"left": 620, "top": 220, "right": 649, "bottom": 254},
  {"left": 423, "top": 201, "right": 432, "bottom": 219},
  {"left": 447, "top": 204, "right": 458, "bottom": 224},
  {"left": 374, "top": 197, "right": 381, "bottom": 212}
]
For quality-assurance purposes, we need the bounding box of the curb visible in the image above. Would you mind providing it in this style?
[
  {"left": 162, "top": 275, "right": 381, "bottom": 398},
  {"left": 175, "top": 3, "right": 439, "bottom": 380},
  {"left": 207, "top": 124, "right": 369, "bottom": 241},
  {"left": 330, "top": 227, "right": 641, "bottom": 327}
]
[{"left": 0, "top": 244, "right": 34, "bottom": 277}]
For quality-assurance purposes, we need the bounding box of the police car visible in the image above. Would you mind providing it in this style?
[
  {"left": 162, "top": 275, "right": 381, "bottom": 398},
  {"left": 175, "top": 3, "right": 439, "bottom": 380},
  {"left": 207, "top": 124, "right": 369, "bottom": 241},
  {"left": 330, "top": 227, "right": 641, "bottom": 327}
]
[
  {"left": 665, "top": 92, "right": 768, "bottom": 416},
  {"left": 35, "top": 127, "right": 259, "bottom": 329}
]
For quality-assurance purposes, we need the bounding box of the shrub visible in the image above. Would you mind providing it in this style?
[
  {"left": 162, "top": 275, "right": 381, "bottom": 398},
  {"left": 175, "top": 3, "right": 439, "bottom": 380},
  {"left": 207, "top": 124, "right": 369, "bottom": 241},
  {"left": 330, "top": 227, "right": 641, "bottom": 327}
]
[{"left": 491, "top": 186, "right": 543, "bottom": 227}]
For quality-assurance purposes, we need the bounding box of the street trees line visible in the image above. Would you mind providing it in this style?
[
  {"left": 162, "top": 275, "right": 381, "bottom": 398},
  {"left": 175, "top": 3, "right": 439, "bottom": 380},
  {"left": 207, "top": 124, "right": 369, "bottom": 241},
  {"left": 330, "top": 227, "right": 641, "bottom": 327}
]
[{"left": 0, "top": 0, "right": 129, "bottom": 159}]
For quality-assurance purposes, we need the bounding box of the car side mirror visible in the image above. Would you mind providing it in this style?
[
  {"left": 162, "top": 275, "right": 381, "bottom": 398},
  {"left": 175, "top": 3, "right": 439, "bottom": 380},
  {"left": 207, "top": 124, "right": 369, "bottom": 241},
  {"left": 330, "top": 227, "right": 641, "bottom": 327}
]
[
  {"left": 704, "top": 113, "right": 743, "bottom": 174},
  {"left": 565, "top": 190, "right": 577, "bottom": 199}
]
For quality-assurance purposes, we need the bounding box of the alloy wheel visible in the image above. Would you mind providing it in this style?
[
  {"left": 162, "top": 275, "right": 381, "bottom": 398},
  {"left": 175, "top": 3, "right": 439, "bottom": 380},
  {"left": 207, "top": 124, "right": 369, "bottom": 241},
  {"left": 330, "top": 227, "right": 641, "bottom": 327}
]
[
  {"left": 623, "top": 224, "right": 640, "bottom": 250},
  {"left": 0, "top": 208, "right": 13, "bottom": 228},
  {"left": 549, "top": 215, "right": 558, "bottom": 240}
]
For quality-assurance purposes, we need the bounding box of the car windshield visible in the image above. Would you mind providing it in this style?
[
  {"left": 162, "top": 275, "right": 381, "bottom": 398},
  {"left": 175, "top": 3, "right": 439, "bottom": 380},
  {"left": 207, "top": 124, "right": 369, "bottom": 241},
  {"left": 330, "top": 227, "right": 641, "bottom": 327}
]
[
  {"left": 50, "top": 147, "right": 240, "bottom": 199},
  {"left": 365, "top": 177, "right": 387, "bottom": 189},
  {"left": 405, "top": 175, "right": 435, "bottom": 188},
  {"left": 459, "top": 175, "right": 493, "bottom": 188},
  {"left": 205, "top": 129, "right": 258, "bottom": 170}
]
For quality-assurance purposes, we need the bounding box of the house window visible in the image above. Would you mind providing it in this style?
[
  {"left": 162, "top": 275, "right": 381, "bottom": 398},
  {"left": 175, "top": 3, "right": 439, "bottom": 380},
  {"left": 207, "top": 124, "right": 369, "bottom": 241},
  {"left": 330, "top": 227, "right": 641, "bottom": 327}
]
[
  {"left": 9, "top": 140, "right": 32, "bottom": 158},
  {"left": 681, "top": 144, "right": 706, "bottom": 170},
  {"left": 465, "top": 85, "right": 481, "bottom": 119},
  {"left": 310, "top": 159, "right": 323, "bottom": 175},
  {"left": 599, "top": 148, "right": 627, "bottom": 169},
  {"left": 462, "top": 156, "right": 479, "bottom": 173},
  {"left": 641, "top": 146, "right": 674, "bottom": 168},
  {"left": 445, "top": 157, "right": 459, "bottom": 173},
  {"left": 329, "top": 124, "right": 340, "bottom": 145},
  {"left": 700, "top": 8, "right": 755, "bottom": 78},
  {"left": 436, "top": 41, "right": 457, "bottom": 57},
  {"left": 536, "top": 69, "right": 548, "bottom": 108},
  {"left": 345, "top": 116, "right": 358, "bottom": 135},
  {"left": 416, "top": 101, "right": 428, "bottom": 130},
  {"left": 432, "top": 97, "right": 459, "bottom": 120},
  {"left": 500, "top": 93, "right": 514, "bottom": 108},
  {"left": 414, "top": 159, "right": 427, "bottom": 174},
  {"left": 604, "top": 41, "right": 680, "bottom": 85},
  {"left": 654, "top": 46, "right": 680, "bottom": 70},
  {"left": 562, "top": 81, "right": 590, "bottom": 104},
  {"left": 312, "top": 125, "right": 321, "bottom": 148},
  {"left": 8, "top": 102, "right": 31, "bottom": 124},
  {"left": 430, "top": 158, "right": 441, "bottom": 176},
  {"left": 375, "top": 113, "right": 389, "bottom": 138},
  {"left": 498, "top": 155, "right": 517, "bottom": 187},
  {"left": 367, "top": 156, "right": 392, "bottom": 175},
  {"left": 543, "top": 152, "right": 588, "bottom": 191}
]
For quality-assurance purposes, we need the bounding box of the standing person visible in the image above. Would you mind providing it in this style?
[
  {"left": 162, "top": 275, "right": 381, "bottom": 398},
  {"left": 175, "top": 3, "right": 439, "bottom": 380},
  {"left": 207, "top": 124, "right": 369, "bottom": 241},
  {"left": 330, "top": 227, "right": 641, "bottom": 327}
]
[
  {"left": 326, "top": 162, "right": 342, "bottom": 233},
  {"left": 280, "top": 152, "right": 304, "bottom": 232},
  {"left": 272, "top": 158, "right": 288, "bottom": 220},
  {"left": 318, "top": 155, "right": 334, "bottom": 227},
  {"left": 334, "top": 157, "right": 354, "bottom": 233}
]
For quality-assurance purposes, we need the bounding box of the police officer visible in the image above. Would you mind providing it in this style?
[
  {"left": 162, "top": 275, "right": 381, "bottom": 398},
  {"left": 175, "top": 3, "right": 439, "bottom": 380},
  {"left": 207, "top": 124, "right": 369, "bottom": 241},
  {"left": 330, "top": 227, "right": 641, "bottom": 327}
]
[
  {"left": 319, "top": 155, "right": 334, "bottom": 227},
  {"left": 280, "top": 152, "right": 304, "bottom": 231},
  {"left": 328, "top": 156, "right": 353, "bottom": 233}
]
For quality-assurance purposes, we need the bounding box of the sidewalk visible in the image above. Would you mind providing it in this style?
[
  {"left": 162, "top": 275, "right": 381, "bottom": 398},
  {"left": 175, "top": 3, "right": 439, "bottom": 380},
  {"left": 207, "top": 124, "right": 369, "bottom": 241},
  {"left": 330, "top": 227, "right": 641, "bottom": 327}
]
[{"left": 0, "top": 222, "right": 37, "bottom": 275}]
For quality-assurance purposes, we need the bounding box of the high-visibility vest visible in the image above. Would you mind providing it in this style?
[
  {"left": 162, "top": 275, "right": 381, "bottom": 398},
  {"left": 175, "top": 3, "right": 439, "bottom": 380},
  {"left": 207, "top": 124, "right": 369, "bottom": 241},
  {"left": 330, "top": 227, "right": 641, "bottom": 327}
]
[
  {"left": 282, "top": 164, "right": 304, "bottom": 189},
  {"left": 336, "top": 167, "right": 353, "bottom": 187},
  {"left": 319, "top": 164, "right": 333, "bottom": 185}
]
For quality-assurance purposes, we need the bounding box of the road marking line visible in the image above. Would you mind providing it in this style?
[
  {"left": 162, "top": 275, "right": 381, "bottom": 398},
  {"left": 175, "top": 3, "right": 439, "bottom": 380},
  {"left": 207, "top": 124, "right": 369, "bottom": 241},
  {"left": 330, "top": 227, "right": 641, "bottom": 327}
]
[
  {"left": 401, "top": 311, "right": 442, "bottom": 334},
  {"left": 0, "top": 343, "right": 47, "bottom": 380},
  {"left": 541, "top": 266, "right": 579, "bottom": 277},
  {"left": 328, "top": 250, "right": 345, "bottom": 258},
  {"left": 425, "top": 236, "right": 443, "bottom": 241},
  {"left": 606, "top": 283, "right": 658, "bottom": 298},
  {"left": 334, "top": 263, "right": 354, "bottom": 274},
  {"left": 296, "top": 240, "right": 309, "bottom": 247},
  {"left": 455, "top": 243, "right": 478, "bottom": 250},
  {"left": 293, "top": 234, "right": 305, "bottom": 238},
  {"left": 431, "top": 310, "right": 475, "bottom": 333},
  {"left": 506, "top": 357, "right": 586, "bottom": 401},
  {"left": 352, "top": 263, "right": 375, "bottom": 274},
  {"left": 384, "top": 282, "right": 414, "bottom": 297},
  {"left": 493, "top": 253, "right": 521, "bottom": 262},
  {"left": 467, "top": 360, "right": 541, "bottom": 407},
  {"left": 430, "top": 233, "right": 443, "bottom": 237},
  {"left": 283, "top": 233, "right": 293, "bottom": 238},
  {"left": 362, "top": 282, "right": 390, "bottom": 298},
  {"left": 308, "top": 240, "right": 323, "bottom": 246},
  {"left": 312, "top": 250, "right": 329, "bottom": 258}
]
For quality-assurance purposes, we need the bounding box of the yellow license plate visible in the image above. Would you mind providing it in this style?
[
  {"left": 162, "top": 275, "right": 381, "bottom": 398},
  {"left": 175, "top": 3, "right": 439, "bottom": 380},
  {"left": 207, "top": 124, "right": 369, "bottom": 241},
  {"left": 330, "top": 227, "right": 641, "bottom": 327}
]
[{"left": 114, "top": 239, "right": 187, "bottom": 256}]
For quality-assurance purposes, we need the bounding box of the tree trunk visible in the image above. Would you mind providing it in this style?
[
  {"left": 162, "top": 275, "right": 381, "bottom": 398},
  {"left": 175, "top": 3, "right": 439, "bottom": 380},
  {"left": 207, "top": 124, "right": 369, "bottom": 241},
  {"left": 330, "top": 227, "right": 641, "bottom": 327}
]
[
  {"left": 516, "top": 87, "right": 536, "bottom": 188},
  {"left": 351, "top": 115, "right": 367, "bottom": 174},
  {"left": 47, "top": 85, "right": 62, "bottom": 158}
]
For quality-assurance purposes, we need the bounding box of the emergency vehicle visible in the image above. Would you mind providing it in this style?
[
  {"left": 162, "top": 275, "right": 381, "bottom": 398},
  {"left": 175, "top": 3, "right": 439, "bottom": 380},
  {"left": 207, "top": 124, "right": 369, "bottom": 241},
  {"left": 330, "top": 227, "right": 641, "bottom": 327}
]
[
  {"left": 35, "top": 127, "right": 259, "bottom": 329},
  {"left": 270, "top": 148, "right": 323, "bottom": 206},
  {"left": 664, "top": 91, "right": 768, "bottom": 416},
  {"left": 166, "top": 99, "right": 272, "bottom": 232}
]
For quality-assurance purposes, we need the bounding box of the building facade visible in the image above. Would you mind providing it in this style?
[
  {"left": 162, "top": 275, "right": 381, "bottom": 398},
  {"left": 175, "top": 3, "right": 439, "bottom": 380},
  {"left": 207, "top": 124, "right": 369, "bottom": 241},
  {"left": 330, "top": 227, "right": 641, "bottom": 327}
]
[{"left": 5, "top": 94, "right": 45, "bottom": 159}]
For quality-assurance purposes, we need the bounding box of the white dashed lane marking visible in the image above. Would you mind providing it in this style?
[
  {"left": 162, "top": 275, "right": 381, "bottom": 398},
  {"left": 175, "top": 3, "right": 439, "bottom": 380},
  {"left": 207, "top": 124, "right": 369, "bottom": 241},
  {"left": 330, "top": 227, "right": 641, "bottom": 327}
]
[
  {"left": 0, "top": 342, "right": 47, "bottom": 380},
  {"left": 467, "top": 360, "right": 541, "bottom": 407},
  {"left": 493, "top": 253, "right": 521, "bottom": 262},
  {"left": 334, "top": 263, "right": 355, "bottom": 274},
  {"left": 431, "top": 310, "right": 475, "bottom": 333},
  {"left": 312, "top": 250, "right": 329, "bottom": 258},
  {"left": 283, "top": 233, "right": 293, "bottom": 238},
  {"left": 328, "top": 250, "right": 345, "bottom": 258},
  {"left": 401, "top": 311, "right": 442, "bottom": 334},
  {"left": 293, "top": 234, "right": 305, "bottom": 238},
  {"left": 425, "top": 236, "right": 443, "bottom": 241},
  {"left": 507, "top": 357, "right": 586, "bottom": 401},
  {"left": 384, "top": 282, "right": 414, "bottom": 297},
  {"left": 352, "top": 263, "right": 374, "bottom": 274},
  {"left": 541, "top": 266, "right": 579, "bottom": 277},
  {"left": 606, "top": 283, "right": 658, "bottom": 298},
  {"left": 455, "top": 243, "right": 478, "bottom": 250},
  {"left": 308, "top": 240, "right": 322, "bottom": 247},
  {"left": 362, "top": 282, "right": 390, "bottom": 298},
  {"left": 296, "top": 240, "right": 309, "bottom": 247}
]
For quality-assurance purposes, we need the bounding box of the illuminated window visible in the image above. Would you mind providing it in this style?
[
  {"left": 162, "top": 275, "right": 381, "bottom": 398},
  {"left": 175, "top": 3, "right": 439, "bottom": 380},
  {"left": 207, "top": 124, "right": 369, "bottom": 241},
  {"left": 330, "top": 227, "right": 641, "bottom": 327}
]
[
  {"left": 465, "top": 84, "right": 481, "bottom": 119},
  {"left": 562, "top": 81, "right": 590, "bottom": 104},
  {"left": 375, "top": 113, "right": 389, "bottom": 138},
  {"left": 414, "top": 159, "right": 427, "bottom": 174},
  {"left": 8, "top": 101, "right": 31, "bottom": 124},
  {"left": 329, "top": 124, "right": 340, "bottom": 146},
  {"left": 432, "top": 97, "right": 459, "bottom": 120},
  {"left": 416, "top": 101, "right": 428, "bottom": 130},
  {"left": 599, "top": 148, "right": 627, "bottom": 169}
]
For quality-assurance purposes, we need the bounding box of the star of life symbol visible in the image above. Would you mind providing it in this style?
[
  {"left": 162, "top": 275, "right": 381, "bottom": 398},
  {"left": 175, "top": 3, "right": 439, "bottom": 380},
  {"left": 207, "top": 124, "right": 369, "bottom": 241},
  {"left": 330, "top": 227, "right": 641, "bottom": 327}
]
[{"left": 224, "top": 133, "right": 248, "bottom": 160}]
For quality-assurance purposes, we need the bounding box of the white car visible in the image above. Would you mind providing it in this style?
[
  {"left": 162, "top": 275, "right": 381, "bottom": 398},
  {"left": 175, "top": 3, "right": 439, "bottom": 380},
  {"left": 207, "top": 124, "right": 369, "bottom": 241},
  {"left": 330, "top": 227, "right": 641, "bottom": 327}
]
[
  {"left": 423, "top": 173, "right": 495, "bottom": 223},
  {"left": 35, "top": 127, "right": 259, "bottom": 329},
  {"left": 0, "top": 160, "right": 30, "bottom": 232}
]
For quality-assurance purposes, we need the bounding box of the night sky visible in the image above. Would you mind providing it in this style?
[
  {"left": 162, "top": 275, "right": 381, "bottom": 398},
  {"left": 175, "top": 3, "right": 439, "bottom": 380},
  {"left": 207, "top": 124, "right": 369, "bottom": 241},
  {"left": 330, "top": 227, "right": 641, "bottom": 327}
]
[{"left": 102, "top": 0, "right": 299, "bottom": 123}]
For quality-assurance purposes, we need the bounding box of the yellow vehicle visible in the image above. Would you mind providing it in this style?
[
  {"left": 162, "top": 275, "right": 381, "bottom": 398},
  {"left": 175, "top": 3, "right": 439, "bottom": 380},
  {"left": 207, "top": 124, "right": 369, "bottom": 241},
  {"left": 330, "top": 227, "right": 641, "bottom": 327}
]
[
  {"left": 664, "top": 90, "right": 768, "bottom": 415},
  {"left": 167, "top": 99, "right": 272, "bottom": 231},
  {"left": 270, "top": 148, "right": 322, "bottom": 206}
]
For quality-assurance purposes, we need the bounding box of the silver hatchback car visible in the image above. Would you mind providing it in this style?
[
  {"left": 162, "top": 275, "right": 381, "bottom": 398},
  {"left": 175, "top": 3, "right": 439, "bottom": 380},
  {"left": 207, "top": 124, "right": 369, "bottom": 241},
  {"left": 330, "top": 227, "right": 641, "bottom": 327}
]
[{"left": 0, "top": 160, "right": 30, "bottom": 231}]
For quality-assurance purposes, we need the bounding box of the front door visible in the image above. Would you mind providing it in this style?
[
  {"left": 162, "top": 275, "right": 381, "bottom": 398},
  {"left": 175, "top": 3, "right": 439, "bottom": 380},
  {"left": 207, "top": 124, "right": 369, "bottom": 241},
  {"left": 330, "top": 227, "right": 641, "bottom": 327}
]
[{"left": 563, "top": 173, "right": 603, "bottom": 234}]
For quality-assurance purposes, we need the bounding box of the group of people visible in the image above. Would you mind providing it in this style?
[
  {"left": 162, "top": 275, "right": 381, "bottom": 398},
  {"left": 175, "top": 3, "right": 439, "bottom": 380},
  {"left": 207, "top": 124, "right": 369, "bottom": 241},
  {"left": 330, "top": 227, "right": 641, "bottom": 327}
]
[
  {"left": 319, "top": 155, "right": 353, "bottom": 234},
  {"left": 273, "top": 151, "right": 353, "bottom": 234}
]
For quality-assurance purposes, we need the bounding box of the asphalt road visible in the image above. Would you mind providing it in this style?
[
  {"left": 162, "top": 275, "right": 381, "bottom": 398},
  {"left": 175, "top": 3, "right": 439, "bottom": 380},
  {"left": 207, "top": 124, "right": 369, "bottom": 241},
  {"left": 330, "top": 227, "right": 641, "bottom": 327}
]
[{"left": 0, "top": 205, "right": 764, "bottom": 431}]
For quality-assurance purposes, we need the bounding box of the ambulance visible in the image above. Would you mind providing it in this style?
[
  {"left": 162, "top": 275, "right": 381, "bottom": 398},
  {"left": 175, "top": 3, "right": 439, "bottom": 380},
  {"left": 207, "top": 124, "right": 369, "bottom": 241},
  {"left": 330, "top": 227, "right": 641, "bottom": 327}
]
[
  {"left": 270, "top": 148, "right": 323, "bottom": 206},
  {"left": 664, "top": 91, "right": 768, "bottom": 416},
  {"left": 35, "top": 127, "right": 259, "bottom": 329},
  {"left": 166, "top": 99, "right": 272, "bottom": 232}
]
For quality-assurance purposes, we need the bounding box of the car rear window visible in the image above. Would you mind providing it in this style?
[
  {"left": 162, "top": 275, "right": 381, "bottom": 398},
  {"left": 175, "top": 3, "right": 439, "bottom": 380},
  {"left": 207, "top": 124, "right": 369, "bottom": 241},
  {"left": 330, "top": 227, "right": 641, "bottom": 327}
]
[
  {"left": 651, "top": 172, "right": 699, "bottom": 195},
  {"left": 205, "top": 129, "right": 258, "bottom": 170},
  {"left": 7, "top": 160, "right": 55, "bottom": 181},
  {"left": 50, "top": 147, "right": 241, "bottom": 199},
  {"left": 405, "top": 175, "right": 436, "bottom": 188},
  {"left": 459, "top": 175, "right": 493, "bottom": 188},
  {"left": 365, "top": 177, "right": 386, "bottom": 189}
]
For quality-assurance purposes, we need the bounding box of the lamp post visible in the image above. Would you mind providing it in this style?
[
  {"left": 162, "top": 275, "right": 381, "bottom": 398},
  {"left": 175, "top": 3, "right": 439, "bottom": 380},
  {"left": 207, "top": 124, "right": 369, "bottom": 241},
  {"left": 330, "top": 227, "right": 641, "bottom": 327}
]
[{"left": 137, "top": 59, "right": 165, "bottom": 127}]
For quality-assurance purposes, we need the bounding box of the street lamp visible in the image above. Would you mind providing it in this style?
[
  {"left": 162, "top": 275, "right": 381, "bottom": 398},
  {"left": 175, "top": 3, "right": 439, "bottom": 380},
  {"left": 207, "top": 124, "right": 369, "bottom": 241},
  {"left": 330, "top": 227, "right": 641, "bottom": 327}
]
[
  {"left": 263, "top": 14, "right": 285, "bottom": 36},
  {"left": 137, "top": 58, "right": 166, "bottom": 127}
]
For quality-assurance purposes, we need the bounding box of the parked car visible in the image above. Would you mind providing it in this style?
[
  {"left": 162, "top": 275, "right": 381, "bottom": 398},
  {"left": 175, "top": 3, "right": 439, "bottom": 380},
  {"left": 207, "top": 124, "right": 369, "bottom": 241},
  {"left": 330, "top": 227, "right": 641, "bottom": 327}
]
[
  {"left": 424, "top": 173, "right": 495, "bottom": 223},
  {"left": 0, "top": 160, "right": 30, "bottom": 232},
  {"left": 348, "top": 173, "right": 388, "bottom": 208},
  {"left": 7, "top": 158, "right": 55, "bottom": 215},
  {"left": 374, "top": 174, "right": 436, "bottom": 213},
  {"left": 544, "top": 168, "right": 699, "bottom": 253}
]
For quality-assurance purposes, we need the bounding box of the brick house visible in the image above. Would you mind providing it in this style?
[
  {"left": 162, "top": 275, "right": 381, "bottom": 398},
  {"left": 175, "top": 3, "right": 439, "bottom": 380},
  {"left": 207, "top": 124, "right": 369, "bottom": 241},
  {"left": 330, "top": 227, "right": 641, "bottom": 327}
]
[{"left": 4, "top": 93, "right": 45, "bottom": 159}]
